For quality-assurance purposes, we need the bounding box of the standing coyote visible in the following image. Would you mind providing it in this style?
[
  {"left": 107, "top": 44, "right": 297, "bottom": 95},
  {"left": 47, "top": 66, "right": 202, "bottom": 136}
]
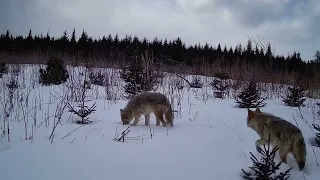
[
  {"left": 120, "top": 92, "right": 174, "bottom": 127},
  {"left": 247, "top": 108, "right": 307, "bottom": 171}
]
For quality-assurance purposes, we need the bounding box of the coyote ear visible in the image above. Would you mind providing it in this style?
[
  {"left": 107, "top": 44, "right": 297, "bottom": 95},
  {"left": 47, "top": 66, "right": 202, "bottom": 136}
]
[
  {"left": 247, "top": 108, "right": 254, "bottom": 120},
  {"left": 255, "top": 107, "right": 261, "bottom": 113}
]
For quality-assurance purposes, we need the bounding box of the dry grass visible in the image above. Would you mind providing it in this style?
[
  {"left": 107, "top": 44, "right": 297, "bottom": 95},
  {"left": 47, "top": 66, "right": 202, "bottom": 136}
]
[{"left": 1, "top": 51, "right": 320, "bottom": 144}]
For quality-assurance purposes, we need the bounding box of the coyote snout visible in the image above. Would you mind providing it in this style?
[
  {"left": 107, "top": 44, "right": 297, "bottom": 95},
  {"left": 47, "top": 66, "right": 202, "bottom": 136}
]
[
  {"left": 120, "top": 92, "right": 174, "bottom": 127},
  {"left": 246, "top": 107, "right": 307, "bottom": 171}
]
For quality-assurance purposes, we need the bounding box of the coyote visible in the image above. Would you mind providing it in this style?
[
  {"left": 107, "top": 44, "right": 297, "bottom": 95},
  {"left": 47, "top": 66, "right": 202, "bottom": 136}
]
[
  {"left": 247, "top": 107, "right": 307, "bottom": 170},
  {"left": 120, "top": 92, "right": 174, "bottom": 127}
]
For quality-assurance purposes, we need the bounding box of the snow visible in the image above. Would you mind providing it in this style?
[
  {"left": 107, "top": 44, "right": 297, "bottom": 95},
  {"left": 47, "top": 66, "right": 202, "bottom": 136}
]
[{"left": 0, "top": 64, "right": 320, "bottom": 180}]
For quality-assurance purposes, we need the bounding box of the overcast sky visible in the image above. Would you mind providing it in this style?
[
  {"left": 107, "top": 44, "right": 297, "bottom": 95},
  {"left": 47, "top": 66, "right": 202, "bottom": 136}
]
[{"left": 1, "top": 0, "right": 319, "bottom": 60}]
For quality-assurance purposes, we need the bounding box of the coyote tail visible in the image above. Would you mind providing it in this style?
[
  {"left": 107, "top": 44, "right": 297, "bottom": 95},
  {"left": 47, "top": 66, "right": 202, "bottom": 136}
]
[{"left": 293, "top": 134, "right": 307, "bottom": 170}]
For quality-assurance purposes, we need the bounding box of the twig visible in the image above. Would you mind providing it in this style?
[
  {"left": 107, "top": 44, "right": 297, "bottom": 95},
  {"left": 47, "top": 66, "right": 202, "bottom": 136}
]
[
  {"left": 310, "top": 145, "right": 319, "bottom": 166},
  {"left": 149, "top": 125, "right": 153, "bottom": 139},
  {"left": 17, "top": 102, "right": 52, "bottom": 123},
  {"left": 193, "top": 111, "right": 199, "bottom": 121},
  {"left": 113, "top": 123, "right": 120, "bottom": 139},
  {"left": 61, "top": 124, "right": 86, "bottom": 140},
  {"left": 175, "top": 74, "right": 192, "bottom": 87},
  {"left": 118, "top": 129, "right": 131, "bottom": 142},
  {"left": 114, "top": 123, "right": 134, "bottom": 142}
]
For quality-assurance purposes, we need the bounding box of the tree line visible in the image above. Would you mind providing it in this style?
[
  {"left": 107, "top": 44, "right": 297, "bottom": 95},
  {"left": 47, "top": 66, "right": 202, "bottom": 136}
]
[{"left": 0, "top": 29, "right": 319, "bottom": 78}]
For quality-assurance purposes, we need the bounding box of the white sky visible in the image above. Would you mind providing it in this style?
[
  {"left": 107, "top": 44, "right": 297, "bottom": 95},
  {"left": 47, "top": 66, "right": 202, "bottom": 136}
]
[{"left": 1, "top": 0, "right": 319, "bottom": 60}]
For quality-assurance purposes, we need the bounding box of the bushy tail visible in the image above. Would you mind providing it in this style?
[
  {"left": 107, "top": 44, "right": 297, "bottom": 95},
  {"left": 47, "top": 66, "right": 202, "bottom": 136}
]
[
  {"left": 165, "top": 103, "right": 174, "bottom": 126},
  {"left": 292, "top": 134, "right": 307, "bottom": 171}
]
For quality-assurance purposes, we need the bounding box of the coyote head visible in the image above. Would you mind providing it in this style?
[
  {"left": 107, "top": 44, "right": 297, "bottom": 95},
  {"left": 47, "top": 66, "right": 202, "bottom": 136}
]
[
  {"left": 120, "top": 108, "right": 131, "bottom": 125},
  {"left": 247, "top": 107, "right": 262, "bottom": 126}
]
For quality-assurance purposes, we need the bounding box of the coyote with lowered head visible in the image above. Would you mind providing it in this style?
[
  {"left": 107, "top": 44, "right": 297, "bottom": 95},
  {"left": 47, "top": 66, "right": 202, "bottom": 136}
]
[
  {"left": 120, "top": 92, "right": 174, "bottom": 127},
  {"left": 247, "top": 107, "right": 307, "bottom": 171}
]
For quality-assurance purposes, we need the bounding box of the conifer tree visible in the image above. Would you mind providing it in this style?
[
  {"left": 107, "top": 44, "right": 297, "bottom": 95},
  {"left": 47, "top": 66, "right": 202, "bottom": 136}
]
[
  {"left": 120, "top": 54, "right": 160, "bottom": 98},
  {"left": 39, "top": 56, "right": 69, "bottom": 85},
  {"left": 0, "top": 29, "right": 319, "bottom": 78},
  {"left": 235, "top": 80, "right": 266, "bottom": 108},
  {"left": 282, "top": 86, "right": 306, "bottom": 107},
  {"left": 242, "top": 135, "right": 292, "bottom": 180}
]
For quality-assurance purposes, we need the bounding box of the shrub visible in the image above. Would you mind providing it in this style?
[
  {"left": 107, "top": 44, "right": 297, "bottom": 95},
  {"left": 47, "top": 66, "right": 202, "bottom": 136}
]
[
  {"left": 0, "top": 62, "right": 8, "bottom": 78},
  {"left": 189, "top": 76, "right": 203, "bottom": 88},
  {"left": 39, "top": 56, "right": 69, "bottom": 85},
  {"left": 213, "top": 71, "right": 230, "bottom": 80},
  {"left": 210, "top": 79, "right": 230, "bottom": 99},
  {"left": 89, "top": 70, "right": 108, "bottom": 86}
]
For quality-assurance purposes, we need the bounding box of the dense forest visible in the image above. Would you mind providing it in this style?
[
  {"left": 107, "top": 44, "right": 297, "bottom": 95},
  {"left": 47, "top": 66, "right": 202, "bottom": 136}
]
[{"left": 0, "top": 29, "right": 319, "bottom": 79}]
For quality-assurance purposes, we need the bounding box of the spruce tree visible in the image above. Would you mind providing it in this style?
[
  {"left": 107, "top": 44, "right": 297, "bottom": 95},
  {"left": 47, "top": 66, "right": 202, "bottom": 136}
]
[
  {"left": 282, "top": 86, "right": 306, "bottom": 107},
  {"left": 67, "top": 81, "right": 97, "bottom": 124},
  {"left": 120, "top": 54, "right": 160, "bottom": 98},
  {"left": 235, "top": 80, "right": 266, "bottom": 108},
  {"left": 39, "top": 56, "right": 69, "bottom": 85},
  {"left": 242, "top": 135, "right": 292, "bottom": 180}
]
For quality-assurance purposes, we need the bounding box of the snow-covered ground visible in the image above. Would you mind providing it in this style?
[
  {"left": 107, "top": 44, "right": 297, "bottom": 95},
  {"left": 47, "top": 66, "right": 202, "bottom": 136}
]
[{"left": 0, "top": 64, "right": 320, "bottom": 180}]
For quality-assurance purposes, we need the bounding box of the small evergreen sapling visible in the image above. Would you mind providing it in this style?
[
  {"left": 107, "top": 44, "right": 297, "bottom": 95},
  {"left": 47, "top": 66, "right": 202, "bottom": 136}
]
[
  {"left": 235, "top": 80, "right": 266, "bottom": 108},
  {"left": 242, "top": 135, "right": 292, "bottom": 180},
  {"left": 67, "top": 79, "right": 97, "bottom": 124},
  {"left": 39, "top": 56, "right": 69, "bottom": 85},
  {"left": 120, "top": 54, "right": 160, "bottom": 98},
  {"left": 282, "top": 86, "right": 306, "bottom": 107},
  {"left": 120, "top": 56, "right": 145, "bottom": 98}
]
